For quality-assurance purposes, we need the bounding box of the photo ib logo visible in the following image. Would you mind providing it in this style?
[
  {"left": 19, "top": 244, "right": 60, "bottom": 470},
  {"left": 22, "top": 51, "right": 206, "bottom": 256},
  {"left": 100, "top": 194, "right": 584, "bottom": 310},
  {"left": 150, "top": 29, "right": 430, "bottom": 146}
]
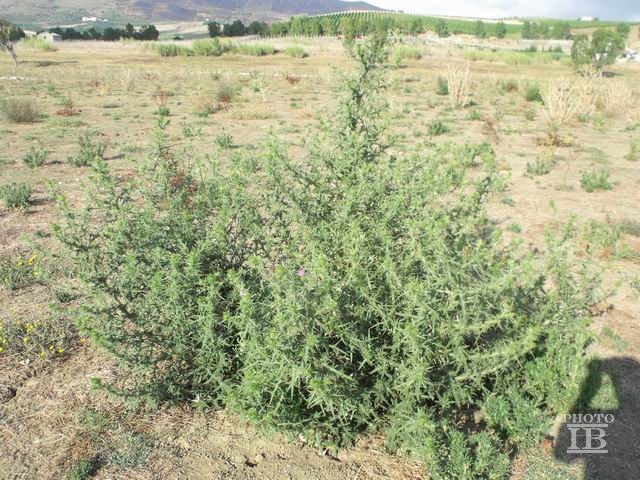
[{"left": 566, "top": 413, "right": 614, "bottom": 454}]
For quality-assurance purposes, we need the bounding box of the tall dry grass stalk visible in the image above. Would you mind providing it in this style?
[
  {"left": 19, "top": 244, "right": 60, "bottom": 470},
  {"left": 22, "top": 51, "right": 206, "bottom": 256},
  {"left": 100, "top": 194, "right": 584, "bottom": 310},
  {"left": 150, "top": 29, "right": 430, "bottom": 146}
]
[
  {"left": 541, "top": 78, "right": 596, "bottom": 128},
  {"left": 574, "top": 79, "right": 598, "bottom": 120},
  {"left": 576, "top": 64, "right": 602, "bottom": 80},
  {"left": 597, "top": 79, "right": 633, "bottom": 117},
  {"left": 120, "top": 68, "right": 136, "bottom": 93},
  {"left": 446, "top": 63, "right": 471, "bottom": 109}
]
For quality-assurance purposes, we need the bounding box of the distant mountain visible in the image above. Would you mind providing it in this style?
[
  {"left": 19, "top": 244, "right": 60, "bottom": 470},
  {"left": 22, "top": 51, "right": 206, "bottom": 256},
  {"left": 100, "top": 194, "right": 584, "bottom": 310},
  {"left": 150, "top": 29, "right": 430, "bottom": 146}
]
[{"left": 0, "top": 0, "right": 383, "bottom": 25}]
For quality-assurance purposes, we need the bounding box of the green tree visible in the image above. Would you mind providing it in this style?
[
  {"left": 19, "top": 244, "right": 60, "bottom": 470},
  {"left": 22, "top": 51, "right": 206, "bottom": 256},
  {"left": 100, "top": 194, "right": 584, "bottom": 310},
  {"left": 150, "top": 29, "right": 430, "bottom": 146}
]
[
  {"left": 0, "top": 19, "right": 18, "bottom": 67},
  {"left": 616, "top": 23, "right": 631, "bottom": 41},
  {"left": 102, "top": 27, "right": 119, "bottom": 41},
  {"left": 571, "top": 29, "right": 624, "bottom": 71},
  {"left": 474, "top": 20, "right": 487, "bottom": 39},
  {"left": 340, "top": 16, "right": 357, "bottom": 44},
  {"left": 435, "top": 19, "right": 450, "bottom": 38},
  {"left": 225, "top": 20, "right": 246, "bottom": 37},
  {"left": 247, "top": 21, "right": 267, "bottom": 35},
  {"left": 571, "top": 34, "right": 592, "bottom": 67},
  {"left": 530, "top": 22, "right": 541, "bottom": 39},
  {"left": 495, "top": 21, "right": 507, "bottom": 39},
  {"left": 269, "top": 21, "right": 289, "bottom": 36},
  {"left": 308, "top": 18, "right": 322, "bottom": 36},
  {"left": 521, "top": 21, "right": 532, "bottom": 39},
  {"left": 124, "top": 23, "right": 135, "bottom": 38},
  {"left": 591, "top": 28, "right": 625, "bottom": 66},
  {"left": 539, "top": 22, "right": 551, "bottom": 39},
  {"left": 557, "top": 22, "right": 572, "bottom": 40},
  {"left": 208, "top": 21, "right": 222, "bottom": 37},
  {"left": 290, "top": 15, "right": 309, "bottom": 36},
  {"left": 139, "top": 25, "right": 159, "bottom": 41},
  {"left": 408, "top": 16, "right": 423, "bottom": 35},
  {"left": 321, "top": 17, "right": 336, "bottom": 36}
]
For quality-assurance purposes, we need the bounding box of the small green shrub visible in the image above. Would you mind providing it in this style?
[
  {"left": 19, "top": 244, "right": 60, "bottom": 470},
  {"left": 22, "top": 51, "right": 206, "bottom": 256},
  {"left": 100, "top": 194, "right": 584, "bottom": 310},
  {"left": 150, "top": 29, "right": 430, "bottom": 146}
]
[
  {"left": 192, "top": 38, "right": 228, "bottom": 56},
  {"left": 22, "top": 146, "right": 47, "bottom": 168},
  {"left": 21, "top": 36, "right": 58, "bottom": 52},
  {"left": 215, "top": 130, "right": 233, "bottom": 148},
  {"left": 0, "top": 252, "right": 46, "bottom": 290},
  {"left": 284, "top": 46, "right": 307, "bottom": 58},
  {"left": 66, "top": 457, "right": 100, "bottom": 480},
  {"left": 235, "top": 43, "right": 276, "bottom": 56},
  {"left": 601, "top": 326, "right": 629, "bottom": 353},
  {"left": 625, "top": 138, "right": 640, "bottom": 161},
  {"left": 581, "top": 219, "right": 621, "bottom": 251},
  {"left": 464, "top": 50, "right": 568, "bottom": 66},
  {"left": 579, "top": 218, "right": 635, "bottom": 260},
  {"left": 618, "top": 219, "right": 640, "bottom": 237},
  {"left": 393, "top": 45, "right": 422, "bottom": 63},
  {"left": 192, "top": 94, "right": 219, "bottom": 117},
  {"left": 524, "top": 83, "right": 543, "bottom": 103},
  {"left": 436, "top": 75, "right": 449, "bottom": 96},
  {"left": 1, "top": 98, "right": 41, "bottom": 123},
  {"left": 427, "top": 119, "right": 449, "bottom": 136},
  {"left": 108, "top": 432, "right": 152, "bottom": 469},
  {"left": 526, "top": 152, "right": 555, "bottom": 176},
  {"left": 154, "top": 44, "right": 193, "bottom": 57},
  {"left": 466, "top": 109, "right": 482, "bottom": 121},
  {"left": 68, "top": 131, "right": 106, "bottom": 167},
  {"left": 156, "top": 106, "right": 170, "bottom": 117},
  {"left": 216, "top": 82, "right": 240, "bottom": 104},
  {"left": 581, "top": 170, "right": 613, "bottom": 192},
  {"left": 498, "top": 79, "right": 519, "bottom": 93},
  {"left": 0, "top": 309, "right": 75, "bottom": 361},
  {"left": 593, "top": 114, "right": 607, "bottom": 132},
  {"left": 0, "top": 182, "right": 32, "bottom": 210}
]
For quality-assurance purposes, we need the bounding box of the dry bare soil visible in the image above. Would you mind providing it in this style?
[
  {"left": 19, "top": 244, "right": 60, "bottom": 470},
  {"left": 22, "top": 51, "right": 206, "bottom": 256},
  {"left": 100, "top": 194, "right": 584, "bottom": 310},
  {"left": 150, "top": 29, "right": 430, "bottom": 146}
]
[{"left": 1, "top": 36, "right": 639, "bottom": 479}]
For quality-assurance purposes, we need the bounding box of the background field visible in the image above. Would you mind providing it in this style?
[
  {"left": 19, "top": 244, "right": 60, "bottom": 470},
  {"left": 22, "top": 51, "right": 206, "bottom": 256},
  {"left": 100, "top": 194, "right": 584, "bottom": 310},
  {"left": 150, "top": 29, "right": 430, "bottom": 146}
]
[{"left": 1, "top": 35, "right": 639, "bottom": 479}]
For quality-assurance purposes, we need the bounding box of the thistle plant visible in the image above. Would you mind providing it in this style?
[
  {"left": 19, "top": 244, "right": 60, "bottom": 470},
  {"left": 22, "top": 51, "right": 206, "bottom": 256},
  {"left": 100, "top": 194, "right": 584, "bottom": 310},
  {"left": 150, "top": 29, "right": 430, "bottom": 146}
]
[{"left": 55, "top": 34, "right": 597, "bottom": 479}]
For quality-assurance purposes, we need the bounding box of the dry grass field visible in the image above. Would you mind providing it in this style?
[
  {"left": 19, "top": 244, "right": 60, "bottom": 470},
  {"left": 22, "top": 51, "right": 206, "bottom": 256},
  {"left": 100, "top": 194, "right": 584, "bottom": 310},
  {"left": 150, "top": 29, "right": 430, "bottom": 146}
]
[{"left": 1, "top": 36, "right": 639, "bottom": 479}]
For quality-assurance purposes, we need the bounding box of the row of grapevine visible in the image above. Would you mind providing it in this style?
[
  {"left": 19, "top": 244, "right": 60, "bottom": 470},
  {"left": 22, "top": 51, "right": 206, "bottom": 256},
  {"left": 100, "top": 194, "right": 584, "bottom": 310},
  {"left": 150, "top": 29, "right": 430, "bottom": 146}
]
[
  {"left": 268, "top": 12, "right": 636, "bottom": 40},
  {"left": 269, "top": 11, "right": 522, "bottom": 38}
]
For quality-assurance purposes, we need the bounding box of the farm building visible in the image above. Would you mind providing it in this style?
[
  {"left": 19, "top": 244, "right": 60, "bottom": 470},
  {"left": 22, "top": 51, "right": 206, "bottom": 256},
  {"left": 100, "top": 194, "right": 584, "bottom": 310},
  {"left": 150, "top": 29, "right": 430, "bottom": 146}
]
[{"left": 37, "top": 32, "right": 62, "bottom": 43}]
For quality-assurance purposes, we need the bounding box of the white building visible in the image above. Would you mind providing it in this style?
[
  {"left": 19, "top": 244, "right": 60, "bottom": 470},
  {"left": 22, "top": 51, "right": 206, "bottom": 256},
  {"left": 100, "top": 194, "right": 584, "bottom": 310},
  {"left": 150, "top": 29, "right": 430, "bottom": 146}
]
[
  {"left": 579, "top": 16, "right": 595, "bottom": 22},
  {"left": 37, "top": 32, "right": 62, "bottom": 43},
  {"left": 82, "top": 16, "right": 98, "bottom": 22}
]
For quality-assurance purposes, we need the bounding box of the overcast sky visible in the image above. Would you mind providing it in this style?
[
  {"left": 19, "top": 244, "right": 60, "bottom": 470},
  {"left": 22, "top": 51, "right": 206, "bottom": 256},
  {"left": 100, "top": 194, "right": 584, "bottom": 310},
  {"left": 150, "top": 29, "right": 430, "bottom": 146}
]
[{"left": 357, "top": 0, "right": 639, "bottom": 21}]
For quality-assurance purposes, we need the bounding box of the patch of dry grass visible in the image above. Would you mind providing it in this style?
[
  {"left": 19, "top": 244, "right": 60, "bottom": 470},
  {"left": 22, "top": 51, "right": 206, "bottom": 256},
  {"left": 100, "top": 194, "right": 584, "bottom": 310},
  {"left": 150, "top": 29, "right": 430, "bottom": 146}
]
[{"left": 1, "top": 98, "right": 41, "bottom": 123}]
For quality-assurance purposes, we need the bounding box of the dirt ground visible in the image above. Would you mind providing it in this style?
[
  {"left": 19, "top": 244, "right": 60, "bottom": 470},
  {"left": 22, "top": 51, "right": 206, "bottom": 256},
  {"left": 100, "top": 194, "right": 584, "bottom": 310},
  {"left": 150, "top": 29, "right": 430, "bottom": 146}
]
[{"left": 1, "top": 35, "right": 639, "bottom": 479}]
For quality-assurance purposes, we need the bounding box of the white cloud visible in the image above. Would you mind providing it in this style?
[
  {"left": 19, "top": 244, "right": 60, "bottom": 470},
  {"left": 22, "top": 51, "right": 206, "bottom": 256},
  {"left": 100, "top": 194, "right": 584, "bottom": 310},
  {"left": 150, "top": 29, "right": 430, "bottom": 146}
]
[{"left": 357, "top": 0, "right": 638, "bottom": 21}]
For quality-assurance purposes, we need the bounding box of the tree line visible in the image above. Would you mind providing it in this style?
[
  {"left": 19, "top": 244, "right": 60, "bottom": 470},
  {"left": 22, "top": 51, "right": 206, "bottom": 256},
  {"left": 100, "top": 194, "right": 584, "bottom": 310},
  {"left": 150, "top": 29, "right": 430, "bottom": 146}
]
[
  {"left": 207, "top": 20, "right": 269, "bottom": 38},
  {"left": 214, "top": 15, "right": 634, "bottom": 44},
  {"left": 46, "top": 23, "right": 159, "bottom": 41},
  {"left": 264, "top": 15, "right": 524, "bottom": 39},
  {"left": 207, "top": 16, "right": 511, "bottom": 39}
]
